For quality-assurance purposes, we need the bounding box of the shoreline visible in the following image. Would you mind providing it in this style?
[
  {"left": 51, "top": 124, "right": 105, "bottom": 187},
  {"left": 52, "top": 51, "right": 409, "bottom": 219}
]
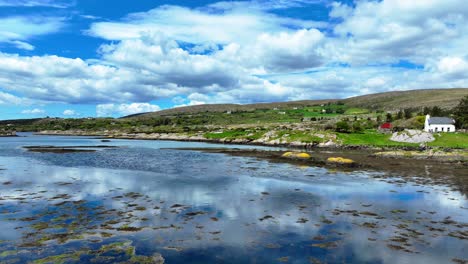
[
  {"left": 0, "top": 132, "right": 17, "bottom": 137},
  {"left": 34, "top": 130, "right": 468, "bottom": 153}
]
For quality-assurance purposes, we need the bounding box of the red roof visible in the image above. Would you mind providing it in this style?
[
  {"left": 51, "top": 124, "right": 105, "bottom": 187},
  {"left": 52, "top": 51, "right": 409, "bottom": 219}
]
[{"left": 380, "top": 123, "right": 392, "bottom": 129}]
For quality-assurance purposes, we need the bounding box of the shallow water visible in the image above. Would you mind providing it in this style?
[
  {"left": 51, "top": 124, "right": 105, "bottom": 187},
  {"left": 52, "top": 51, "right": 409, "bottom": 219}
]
[{"left": 0, "top": 134, "right": 466, "bottom": 263}]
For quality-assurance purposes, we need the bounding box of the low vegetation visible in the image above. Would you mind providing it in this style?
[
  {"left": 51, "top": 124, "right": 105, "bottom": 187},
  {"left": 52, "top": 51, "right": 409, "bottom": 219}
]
[{"left": 1, "top": 90, "right": 467, "bottom": 149}]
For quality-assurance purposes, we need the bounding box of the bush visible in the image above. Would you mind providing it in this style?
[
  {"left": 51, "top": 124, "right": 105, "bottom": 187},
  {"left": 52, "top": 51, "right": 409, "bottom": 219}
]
[
  {"left": 404, "top": 108, "right": 413, "bottom": 119},
  {"left": 336, "top": 121, "right": 350, "bottom": 133},
  {"left": 336, "top": 108, "right": 346, "bottom": 114},
  {"left": 352, "top": 122, "right": 364, "bottom": 133}
]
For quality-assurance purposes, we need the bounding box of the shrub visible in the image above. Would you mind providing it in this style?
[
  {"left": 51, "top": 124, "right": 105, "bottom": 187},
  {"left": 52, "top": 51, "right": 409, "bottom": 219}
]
[
  {"left": 352, "top": 122, "right": 364, "bottom": 133},
  {"left": 336, "top": 121, "right": 350, "bottom": 133}
]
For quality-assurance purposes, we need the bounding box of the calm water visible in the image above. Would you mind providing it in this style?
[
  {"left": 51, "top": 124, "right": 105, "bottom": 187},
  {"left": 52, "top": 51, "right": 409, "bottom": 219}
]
[{"left": 0, "top": 134, "right": 466, "bottom": 263}]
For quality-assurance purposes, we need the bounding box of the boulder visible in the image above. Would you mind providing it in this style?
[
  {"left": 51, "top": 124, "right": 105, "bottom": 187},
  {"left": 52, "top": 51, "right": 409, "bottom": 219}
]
[{"left": 390, "top": 130, "right": 435, "bottom": 144}]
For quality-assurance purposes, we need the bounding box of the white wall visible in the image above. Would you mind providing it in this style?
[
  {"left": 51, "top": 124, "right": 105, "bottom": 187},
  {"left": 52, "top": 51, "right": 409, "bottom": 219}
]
[{"left": 425, "top": 124, "right": 456, "bottom": 133}]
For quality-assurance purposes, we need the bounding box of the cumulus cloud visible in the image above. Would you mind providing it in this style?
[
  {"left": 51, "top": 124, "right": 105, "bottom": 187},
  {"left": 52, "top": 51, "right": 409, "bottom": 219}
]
[
  {"left": 435, "top": 57, "right": 468, "bottom": 78},
  {"left": 328, "top": 0, "right": 468, "bottom": 65},
  {"left": 0, "top": 52, "right": 184, "bottom": 104},
  {"left": 21, "top": 108, "right": 45, "bottom": 115},
  {"left": 96, "top": 103, "right": 161, "bottom": 117},
  {"left": 0, "top": 0, "right": 467, "bottom": 113}
]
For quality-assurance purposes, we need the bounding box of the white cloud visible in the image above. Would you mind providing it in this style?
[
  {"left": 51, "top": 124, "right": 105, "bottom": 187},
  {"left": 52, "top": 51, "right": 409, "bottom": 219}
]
[
  {"left": 0, "top": 16, "right": 65, "bottom": 50},
  {"left": 0, "top": 0, "right": 72, "bottom": 8},
  {"left": 87, "top": 5, "right": 324, "bottom": 45},
  {"left": 63, "top": 109, "right": 77, "bottom": 116},
  {"left": 0, "top": 91, "right": 29, "bottom": 105},
  {"left": 21, "top": 108, "right": 45, "bottom": 115},
  {"left": 0, "top": 52, "right": 182, "bottom": 104},
  {"left": 0, "top": 0, "right": 467, "bottom": 112},
  {"left": 96, "top": 103, "right": 161, "bottom": 117},
  {"left": 435, "top": 57, "right": 468, "bottom": 78},
  {"left": 328, "top": 0, "right": 468, "bottom": 65},
  {"left": 251, "top": 29, "right": 324, "bottom": 71},
  {"left": 208, "top": 0, "right": 327, "bottom": 11},
  {"left": 10, "top": 40, "right": 35, "bottom": 51}
]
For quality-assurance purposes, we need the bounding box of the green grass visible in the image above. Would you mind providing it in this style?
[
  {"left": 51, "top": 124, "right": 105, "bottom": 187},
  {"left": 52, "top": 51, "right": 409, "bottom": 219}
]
[
  {"left": 280, "top": 130, "right": 327, "bottom": 143},
  {"left": 204, "top": 129, "right": 265, "bottom": 140},
  {"left": 336, "top": 130, "right": 418, "bottom": 147},
  {"left": 428, "top": 133, "right": 468, "bottom": 148},
  {"left": 345, "top": 108, "right": 370, "bottom": 115}
]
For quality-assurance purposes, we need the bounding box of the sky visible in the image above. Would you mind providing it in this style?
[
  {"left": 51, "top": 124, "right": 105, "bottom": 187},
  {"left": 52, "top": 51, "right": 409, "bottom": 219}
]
[{"left": 0, "top": 0, "right": 467, "bottom": 119}]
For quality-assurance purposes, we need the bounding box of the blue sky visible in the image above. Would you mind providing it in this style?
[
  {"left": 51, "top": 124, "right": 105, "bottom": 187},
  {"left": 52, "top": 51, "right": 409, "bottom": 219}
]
[{"left": 0, "top": 0, "right": 467, "bottom": 119}]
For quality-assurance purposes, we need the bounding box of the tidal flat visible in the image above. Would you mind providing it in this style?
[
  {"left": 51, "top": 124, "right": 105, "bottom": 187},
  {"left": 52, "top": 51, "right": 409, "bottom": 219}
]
[{"left": 0, "top": 133, "right": 466, "bottom": 263}]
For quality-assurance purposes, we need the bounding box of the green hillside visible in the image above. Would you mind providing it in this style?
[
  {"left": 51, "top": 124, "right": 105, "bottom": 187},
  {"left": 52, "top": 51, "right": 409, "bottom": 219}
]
[
  {"left": 344, "top": 88, "right": 467, "bottom": 110},
  {"left": 124, "top": 88, "right": 467, "bottom": 119}
]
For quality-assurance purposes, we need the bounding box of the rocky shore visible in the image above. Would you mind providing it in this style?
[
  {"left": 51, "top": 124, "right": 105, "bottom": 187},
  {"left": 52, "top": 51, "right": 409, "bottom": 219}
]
[
  {"left": 37, "top": 129, "right": 338, "bottom": 148},
  {"left": 0, "top": 131, "right": 16, "bottom": 137},
  {"left": 34, "top": 130, "right": 468, "bottom": 163}
]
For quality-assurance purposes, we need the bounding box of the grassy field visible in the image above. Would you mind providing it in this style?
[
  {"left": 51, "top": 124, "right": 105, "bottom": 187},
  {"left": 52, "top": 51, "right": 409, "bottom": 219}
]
[
  {"left": 336, "top": 131, "right": 418, "bottom": 147},
  {"left": 428, "top": 133, "right": 468, "bottom": 148},
  {"left": 337, "top": 131, "right": 468, "bottom": 149},
  {"left": 204, "top": 129, "right": 266, "bottom": 141}
]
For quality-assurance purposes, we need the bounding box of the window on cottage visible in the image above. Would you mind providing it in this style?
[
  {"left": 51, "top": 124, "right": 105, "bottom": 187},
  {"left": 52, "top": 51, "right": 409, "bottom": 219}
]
[
  {"left": 435, "top": 127, "right": 438, "bottom": 132},
  {"left": 448, "top": 127, "right": 450, "bottom": 132},
  {"left": 442, "top": 127, "right": 444, "bottom": 132}
]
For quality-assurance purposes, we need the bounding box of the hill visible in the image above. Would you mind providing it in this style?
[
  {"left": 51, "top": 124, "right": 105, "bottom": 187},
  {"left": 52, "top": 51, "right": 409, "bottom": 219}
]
[
  {"left": 344, "top": 88, "right": 467, "bottom": 110},
  {"left": 125, "top": 88, "right": 467, "bottom": 118},
  {"left": 123, "top": 99, "right": 336, "bottom": 118}
]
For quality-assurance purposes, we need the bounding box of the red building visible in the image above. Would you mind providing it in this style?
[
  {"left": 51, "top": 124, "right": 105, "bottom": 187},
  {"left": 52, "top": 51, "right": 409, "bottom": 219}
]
[{"left": 379, "top": 123, "right": 392, "bottom": 130}]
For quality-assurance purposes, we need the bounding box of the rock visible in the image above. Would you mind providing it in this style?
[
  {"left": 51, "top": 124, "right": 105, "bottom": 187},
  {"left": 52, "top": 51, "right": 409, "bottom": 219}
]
[
  {"left": 327, "top": 157, "right": 354, "bottom": 164},
  {"left": 150, "top": 253, "right": 165, "bottom": 264},
  {"left": 0, "top": 131, "right": 17, "bottom": 137},
  {"left": 390, "top": 130, "right": 435, "bottom": 144},
  {"left": 319, "top": 140, "right": 337, "bottom": 148},
  {"left": 282, "top": 152, "right": 311, "bottom": 159}
]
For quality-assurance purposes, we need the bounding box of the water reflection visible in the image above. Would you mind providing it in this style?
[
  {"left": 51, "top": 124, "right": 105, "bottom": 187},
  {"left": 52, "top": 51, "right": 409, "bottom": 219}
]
[{"left": 0, "top": 136, "right": 466, "bottom": 263}]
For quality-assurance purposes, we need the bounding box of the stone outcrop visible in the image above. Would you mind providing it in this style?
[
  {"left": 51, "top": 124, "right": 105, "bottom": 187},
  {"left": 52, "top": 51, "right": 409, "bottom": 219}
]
[
  {"left": 0, "top": 131, "right": 16, "bottom": 137},
  {"left": 390, "top": 130, "right": 435, "bottom": 144}
]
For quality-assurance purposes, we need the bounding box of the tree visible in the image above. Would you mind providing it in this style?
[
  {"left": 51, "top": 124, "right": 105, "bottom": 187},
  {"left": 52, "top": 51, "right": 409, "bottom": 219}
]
[
  {"left": 385, "top": 113, "right": 393, "bottom": 122},
  {"left": 423, "top": 106, "right": 431, "bottom": 115},
  {"left": 335, "top": 121, "right": 350, "bottom": 133},
  {"left": 430, "top": 106, "right": 443, "bottom": 116},
  {"left": 453, "top": 95, "right": 468, "bottom": 129},
  {"left": 396, "top": 110, "right": 404, "bottom": 120},
  {"left": 376, "top": 115, "right": 382, "bottom": 123},
  {"left": 404, "top": 108, "right": 412, "bottom": 119}
]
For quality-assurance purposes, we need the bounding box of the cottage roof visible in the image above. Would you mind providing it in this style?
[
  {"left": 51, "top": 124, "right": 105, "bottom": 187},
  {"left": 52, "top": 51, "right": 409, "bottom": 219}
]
[
  {"left": 428, "top": 117, "right": 454, "bottom": 125},
  {"left": 380, "top": 123, "right": 392, "bottom": 129}
]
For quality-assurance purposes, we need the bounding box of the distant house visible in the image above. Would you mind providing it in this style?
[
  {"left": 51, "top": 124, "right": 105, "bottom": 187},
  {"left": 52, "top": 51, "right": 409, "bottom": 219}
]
[
  {"left": 424, "top": 115, "right": 455, "bottom": 133},
  {"left": 379, "top": 122, "right": 392, "bottom": 132}
]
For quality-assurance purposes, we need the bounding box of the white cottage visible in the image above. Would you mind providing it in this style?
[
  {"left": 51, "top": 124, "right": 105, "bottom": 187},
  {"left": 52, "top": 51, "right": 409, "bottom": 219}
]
[{"left": 424, "top": 115, "right": 456, "bottom": 133}]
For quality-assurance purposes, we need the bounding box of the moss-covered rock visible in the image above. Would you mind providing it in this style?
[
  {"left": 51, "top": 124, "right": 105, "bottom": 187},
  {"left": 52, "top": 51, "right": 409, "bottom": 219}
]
[{"left": 282, "top": 152, "right": 311, "bottom": 159}]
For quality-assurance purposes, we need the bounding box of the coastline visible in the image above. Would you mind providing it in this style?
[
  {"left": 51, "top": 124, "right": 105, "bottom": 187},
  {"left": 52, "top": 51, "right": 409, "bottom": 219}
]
[
  {"left": 34, "top": 130, "right": 468, "bottom": 163},
  {"left": 0, "top": 131, "right": 17, "bottom": 137}
]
